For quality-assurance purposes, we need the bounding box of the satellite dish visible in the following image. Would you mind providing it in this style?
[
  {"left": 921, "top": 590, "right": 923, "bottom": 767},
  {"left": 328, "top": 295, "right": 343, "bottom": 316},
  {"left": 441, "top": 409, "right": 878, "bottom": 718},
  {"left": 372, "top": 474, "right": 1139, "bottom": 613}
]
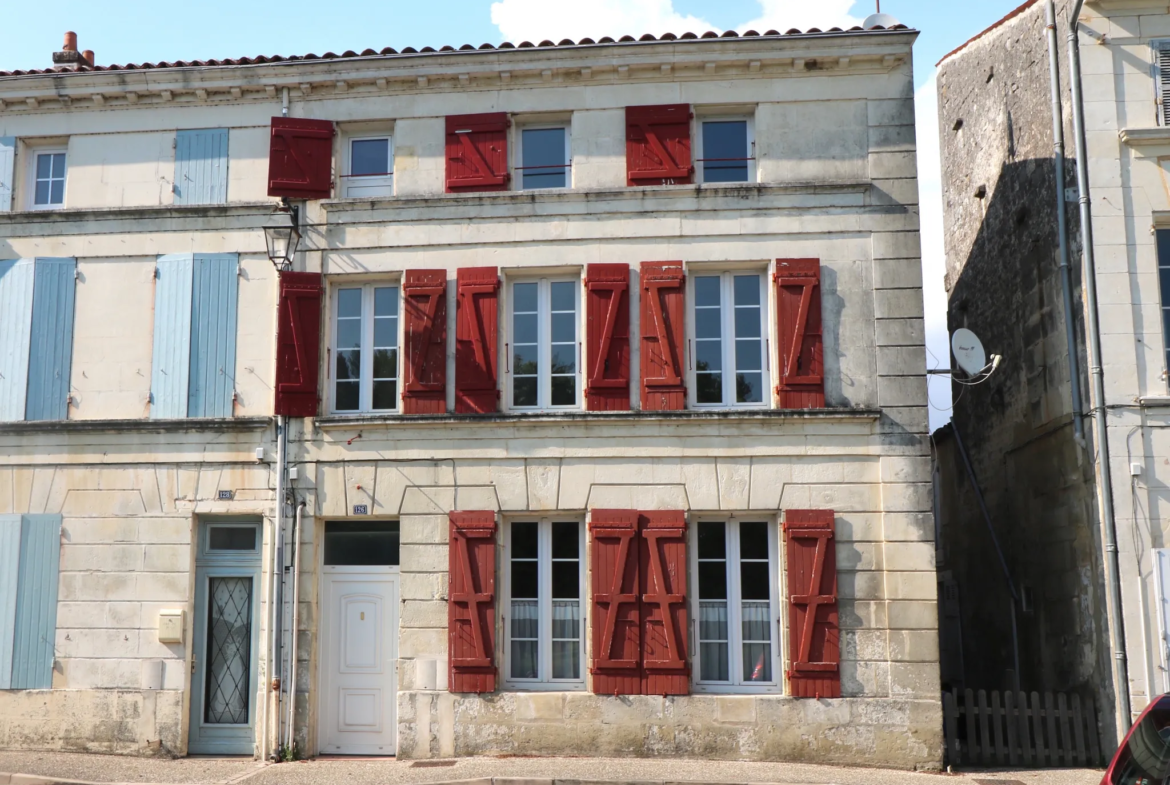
[
  {"left": 951, "top": 329, "right": 988, "bottom": 376},
  {"left": 863, "top": 12, "right": 902, "bottom": 30}
]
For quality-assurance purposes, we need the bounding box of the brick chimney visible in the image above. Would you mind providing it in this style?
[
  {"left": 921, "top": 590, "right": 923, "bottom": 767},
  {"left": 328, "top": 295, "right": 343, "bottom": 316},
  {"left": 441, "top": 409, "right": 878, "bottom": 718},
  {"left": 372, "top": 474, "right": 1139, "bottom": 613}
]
[{"left": 53, "top": 31, "right": 92, "bottom": 68}]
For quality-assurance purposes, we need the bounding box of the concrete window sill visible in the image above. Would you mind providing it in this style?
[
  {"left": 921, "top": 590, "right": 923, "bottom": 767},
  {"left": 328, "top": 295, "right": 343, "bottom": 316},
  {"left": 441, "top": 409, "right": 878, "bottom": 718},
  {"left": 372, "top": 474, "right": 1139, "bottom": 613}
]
[
  {"left": 1119, "top": 127, "right": 1170, "bottom": 147},
  {"left": 313, "top": 408, "right": 881, "bottom": 428},
  {"left": 0, "top": 416, "right": 270, "bottom": 434}
]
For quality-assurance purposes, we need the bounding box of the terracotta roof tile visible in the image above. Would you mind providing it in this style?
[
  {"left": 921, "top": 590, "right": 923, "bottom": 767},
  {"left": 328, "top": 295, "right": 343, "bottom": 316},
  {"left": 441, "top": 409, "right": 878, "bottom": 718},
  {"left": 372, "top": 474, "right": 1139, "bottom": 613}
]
[{"left": 0, "top": 26, "right": 912, "bottom": 78}]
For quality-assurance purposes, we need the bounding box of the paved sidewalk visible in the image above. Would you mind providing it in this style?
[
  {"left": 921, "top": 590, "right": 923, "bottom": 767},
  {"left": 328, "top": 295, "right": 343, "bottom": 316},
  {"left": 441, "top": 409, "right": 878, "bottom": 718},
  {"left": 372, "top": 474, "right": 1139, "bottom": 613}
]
[{"left": 0, "top": 752, "right": 1105, "bottom": 785}]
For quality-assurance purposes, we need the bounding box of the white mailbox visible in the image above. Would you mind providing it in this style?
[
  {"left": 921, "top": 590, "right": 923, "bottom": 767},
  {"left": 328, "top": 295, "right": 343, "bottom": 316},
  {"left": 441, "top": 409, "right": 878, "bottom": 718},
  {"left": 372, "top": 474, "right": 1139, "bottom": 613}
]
[{"left": 158, "top": 609, "right": 185, "bottom": 644}]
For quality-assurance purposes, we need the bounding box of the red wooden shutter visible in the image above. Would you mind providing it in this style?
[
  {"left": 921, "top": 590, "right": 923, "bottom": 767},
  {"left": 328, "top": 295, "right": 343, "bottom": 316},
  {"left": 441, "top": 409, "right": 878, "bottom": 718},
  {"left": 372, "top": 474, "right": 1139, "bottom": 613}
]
[
  {"left": 639, "top": 511, "right": 689, "bottom": 695},
  {"left": 626, "top": 104, "right": 693, "bottom": 186},
  {"left": 446, "top": 113, "right": 510, "bottom": 193},
  {"left": 268, "top": 117, "right": 335, "bottom": 199},
  {"left": 274, "top": 272, "right": 323, "bottom": 417},
  {"left": 585, "top": 263, "right": 631, "bottom": 411},
  {"left": 774, "top": 259, "right": 825, "bottom": 409},
  {"left": 784, "top": 509, "right": 840, "bottom": 699},
  {"left": 454, "top": 267, "right": 500, "bottom": 414},
  {"left": 402, "top": 269, "right": 448, "bottom": 415},
  {"left": 590, "top": 510, "right": 642, "bottom": 695},
  {"left": 640, "top": 261, "right": 686, "bottom": 411},
  {"left": 449, "top": 511, "right": 497, "bottom": 693}
]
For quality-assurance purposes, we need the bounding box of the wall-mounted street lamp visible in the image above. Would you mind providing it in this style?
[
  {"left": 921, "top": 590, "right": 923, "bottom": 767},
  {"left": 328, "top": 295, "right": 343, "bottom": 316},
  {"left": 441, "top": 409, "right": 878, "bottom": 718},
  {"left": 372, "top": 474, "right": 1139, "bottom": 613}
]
[{"left": 264, "top": 201, "right": 301, "bottom": 272}]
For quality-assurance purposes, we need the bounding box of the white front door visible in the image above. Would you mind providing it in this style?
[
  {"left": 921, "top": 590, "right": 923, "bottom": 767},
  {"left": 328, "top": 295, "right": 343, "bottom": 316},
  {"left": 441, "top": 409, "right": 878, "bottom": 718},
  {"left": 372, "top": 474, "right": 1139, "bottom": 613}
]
[{"left": 320, "top": 569, "right": 399, "bottom": 754}]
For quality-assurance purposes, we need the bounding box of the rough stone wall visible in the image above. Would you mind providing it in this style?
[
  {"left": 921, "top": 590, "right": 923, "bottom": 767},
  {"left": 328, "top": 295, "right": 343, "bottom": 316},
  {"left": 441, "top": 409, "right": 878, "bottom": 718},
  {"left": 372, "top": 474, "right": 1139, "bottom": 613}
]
[{"left": 936, "top": 0, "right": 1109, "bottom": 720}]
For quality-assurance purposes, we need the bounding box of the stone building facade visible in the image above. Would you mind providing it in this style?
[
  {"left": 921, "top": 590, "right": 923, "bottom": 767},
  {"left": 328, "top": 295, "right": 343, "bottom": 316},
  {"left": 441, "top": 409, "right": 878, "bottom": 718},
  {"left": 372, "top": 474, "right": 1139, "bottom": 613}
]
[
  {"left": 937, "top": 0, "right": 1170, "bottom": 749},
  {"left": 0, "top": 24, "right": 939, "bottom": 768}
]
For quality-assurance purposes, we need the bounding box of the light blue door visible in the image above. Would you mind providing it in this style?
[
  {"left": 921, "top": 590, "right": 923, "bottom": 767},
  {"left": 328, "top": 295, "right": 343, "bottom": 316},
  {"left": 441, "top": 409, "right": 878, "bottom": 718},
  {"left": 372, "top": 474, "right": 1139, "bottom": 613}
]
[{"left": 190, "top": 520, "right": 262, "bottom": 756}]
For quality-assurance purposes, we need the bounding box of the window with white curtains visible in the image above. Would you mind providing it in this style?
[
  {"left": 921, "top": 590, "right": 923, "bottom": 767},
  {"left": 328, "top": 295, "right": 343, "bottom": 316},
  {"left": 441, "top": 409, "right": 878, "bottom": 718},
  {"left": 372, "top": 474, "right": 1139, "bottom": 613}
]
[
  {"left": 504, "top": 519, "right": 586, "bottom": 689},
  {"left": 693, "top": 518, "right": 781, "bottom": 691}
]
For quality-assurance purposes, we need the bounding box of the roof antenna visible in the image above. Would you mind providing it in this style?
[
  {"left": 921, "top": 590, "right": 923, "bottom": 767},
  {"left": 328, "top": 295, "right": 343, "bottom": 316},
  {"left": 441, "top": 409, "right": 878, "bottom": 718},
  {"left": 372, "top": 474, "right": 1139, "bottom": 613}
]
[{"left": 876, "top": 1, "right": 881, "bottom": 10}]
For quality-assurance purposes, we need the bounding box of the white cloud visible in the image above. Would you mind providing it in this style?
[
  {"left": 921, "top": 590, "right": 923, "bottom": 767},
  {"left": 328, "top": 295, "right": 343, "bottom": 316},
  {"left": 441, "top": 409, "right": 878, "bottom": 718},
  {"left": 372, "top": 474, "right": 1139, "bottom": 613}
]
[
  {"left": 915, "top": 70, "right": 954, "bottom": 431},
  {"left": 490, "top": 0, "right": 716, "bottom": 43},
  {"left": 737, "top": 0, "right": 864, "bottom": 34}
]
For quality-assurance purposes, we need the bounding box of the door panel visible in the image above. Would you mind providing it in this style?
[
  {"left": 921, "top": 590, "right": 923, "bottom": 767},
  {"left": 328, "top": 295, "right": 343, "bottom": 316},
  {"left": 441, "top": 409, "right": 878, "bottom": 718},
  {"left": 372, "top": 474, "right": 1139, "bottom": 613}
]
[{"left": 321, "top": 573, "right": 398, "bottom": 754}]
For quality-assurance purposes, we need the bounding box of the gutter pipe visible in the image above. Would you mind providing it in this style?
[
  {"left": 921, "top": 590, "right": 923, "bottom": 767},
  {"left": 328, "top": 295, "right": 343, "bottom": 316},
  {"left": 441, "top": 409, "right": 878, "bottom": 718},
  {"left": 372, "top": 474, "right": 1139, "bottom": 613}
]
[
  {"left": 285, "top": 501, "right": 306, "bottom": 754},
  {"left": 1068, "top": 0, "right": 1132, "bottom": 741},
  {"left": 268, "top": 416, "right": 285, "bottom": 760},
  {"left": 1045, "top": 0, "right": 1086, "bottom": 449}
]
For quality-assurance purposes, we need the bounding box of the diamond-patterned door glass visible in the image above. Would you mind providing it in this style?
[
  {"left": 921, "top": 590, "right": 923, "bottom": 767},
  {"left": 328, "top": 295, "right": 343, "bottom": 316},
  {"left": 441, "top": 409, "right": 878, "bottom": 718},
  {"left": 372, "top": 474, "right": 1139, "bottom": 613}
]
[{"left": 204, "top": 577, "right": 253, "bottom": 725}]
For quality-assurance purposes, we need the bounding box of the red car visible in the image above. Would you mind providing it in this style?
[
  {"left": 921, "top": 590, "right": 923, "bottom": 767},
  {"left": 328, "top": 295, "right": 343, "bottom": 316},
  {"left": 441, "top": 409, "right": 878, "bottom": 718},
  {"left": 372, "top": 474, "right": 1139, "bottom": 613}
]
[{"left": 1103, "top": 695, "right": 1170, "bottom": 783}]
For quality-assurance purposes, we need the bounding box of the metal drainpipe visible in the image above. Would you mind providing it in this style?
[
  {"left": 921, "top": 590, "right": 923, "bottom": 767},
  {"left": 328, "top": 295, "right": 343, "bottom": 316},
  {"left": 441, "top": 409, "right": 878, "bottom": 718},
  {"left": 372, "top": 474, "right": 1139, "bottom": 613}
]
[
  {"left": 269, "top": 416, "right": 285, "bottom": 760},
  {"left": 1068, "top": 0, "right": 1132, "bottom": 740},
  {"left": 1046, "top": 0, "right": 1086, "bottom": 449},
  {"left": 285, "top": 501, "right": 306, "bottom": 753}
]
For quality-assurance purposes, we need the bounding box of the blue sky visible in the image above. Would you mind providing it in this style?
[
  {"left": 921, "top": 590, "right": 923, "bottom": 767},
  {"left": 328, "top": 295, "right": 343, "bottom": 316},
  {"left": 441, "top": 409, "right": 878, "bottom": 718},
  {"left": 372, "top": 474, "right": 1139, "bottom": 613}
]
[{"left": 3, "top": 0, "right": 1027, "bottom": 429}]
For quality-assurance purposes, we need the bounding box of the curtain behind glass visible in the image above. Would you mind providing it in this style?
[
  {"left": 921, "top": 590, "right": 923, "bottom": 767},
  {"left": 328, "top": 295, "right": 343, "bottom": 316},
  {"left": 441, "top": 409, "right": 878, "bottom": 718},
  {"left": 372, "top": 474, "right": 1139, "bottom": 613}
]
[
  {"left": 552, "top": 600, "right": 580, "bottom": 679},
  {"left": 699, "top": 601, "right": 730, "bottom": 681},
  {"left": 511, "top": 600, "right": 539, "bottom": 679},
  {"left": 741, "top": 601, "right": 771, "bottom": 682}
]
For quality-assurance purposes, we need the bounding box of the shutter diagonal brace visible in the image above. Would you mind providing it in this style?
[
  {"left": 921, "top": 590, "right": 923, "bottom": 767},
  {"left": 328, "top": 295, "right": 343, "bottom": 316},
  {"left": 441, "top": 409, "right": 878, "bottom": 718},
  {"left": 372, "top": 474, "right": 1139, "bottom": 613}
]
[
  {"left": 459, "top": 280, "right": 498, "bottom": 376},
  {"left": 588, "top": 278, "right": 628, "bottom": 392},
  {"left": 594, "top": 528, "right": 640, "bottom": 669},
  {"left": 456, "top": 132, "right": 507, "bottom": 187},
  {"left": 776, "top": 273, "right": 817, "bottom": 384},
  {"left": 631, "top": 121, "right": 691, "bottom": 181},
  {"left": 450, "top": 526, "right": 494, "bottom": 668},
  {"left": 643, "top": 273, "right": 684, "bottom": 387}
]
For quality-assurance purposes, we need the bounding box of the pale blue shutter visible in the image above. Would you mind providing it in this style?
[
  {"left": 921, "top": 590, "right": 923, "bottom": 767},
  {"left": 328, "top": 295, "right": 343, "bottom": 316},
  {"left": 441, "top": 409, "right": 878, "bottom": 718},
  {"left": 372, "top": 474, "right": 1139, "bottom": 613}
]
[
  {"left": 174, "top": 129, "right": 229, "bottom": 205},
  {"left": 0, "top": 515, "right": 20, "bottom": 690},
  {"left": 10, "top": 514, "right": 61, "bottom": 690},
  {"left": 189, "top": 254, "right": 239, "bottom": 417},
  {"left": 0, "top": 137, "right": 14, "bottom": 212},
  {"left": 151, "top": 254, "right": 194, "bottom": 418},
  {"left": 0, "top": 259, "right": 34, "bottom": 421},
  {"left": 25, "top": 258, "right": 76, "bottom": 421}
]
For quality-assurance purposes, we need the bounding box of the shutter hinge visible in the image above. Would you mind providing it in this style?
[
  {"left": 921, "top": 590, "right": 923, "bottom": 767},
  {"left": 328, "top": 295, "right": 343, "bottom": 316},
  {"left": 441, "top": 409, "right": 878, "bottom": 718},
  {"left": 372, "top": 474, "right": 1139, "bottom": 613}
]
[
  {"left": 74, "top": 268, "right": 80, "bottom": 281},
  {"left": 148, "top": 392, "right": 154, "bottom": 404},
  {"left": 237, "top": 262, "right": 243, "bottom": 277},
  {"left": 154, "top": 266, "right": 160, "bottom": 279},
  {"left": 172, "top": 137, "right": 177, "bottom": 150}
]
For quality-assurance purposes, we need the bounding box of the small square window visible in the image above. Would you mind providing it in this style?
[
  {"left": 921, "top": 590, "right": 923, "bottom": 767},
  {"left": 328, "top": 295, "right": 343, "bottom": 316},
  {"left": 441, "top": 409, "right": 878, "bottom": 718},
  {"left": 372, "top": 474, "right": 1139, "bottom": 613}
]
[
  {"left": 31, "top": 149, "right": 67, "bottom": 208},
  {"left": 698, "top": 119, "right": 754, "bottom": 184},
  {"left": 519, "top": 127, "right": 569, "bottom": 190},
  {"left": 344, "top": 137, "right": 393, "bottom": 198},
  {"left": 332, "top": 283, "right": 400, "bottom": 413}
]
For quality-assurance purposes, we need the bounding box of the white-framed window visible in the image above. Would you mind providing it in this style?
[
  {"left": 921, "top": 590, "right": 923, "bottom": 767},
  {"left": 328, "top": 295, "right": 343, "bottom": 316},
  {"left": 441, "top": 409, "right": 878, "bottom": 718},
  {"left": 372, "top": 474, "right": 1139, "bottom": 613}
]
[
  {"left": 331, "top": 283, "right": 400, "bottom": 413},
  {"left": 503, "top": 518, "right": 586, "bottom": 689},
  {"left": 508, "top": 277, "right": 580, "bottom": 410},
  {"left": 696, "top": 118, "right": 754, "bottom": 184},
  {"left": 343, "top": 136, "right": 394, "bottom": 198},
  {"left": 692, "top": 517, "right": 781, "bottom": 691},
  {"left": 29, "top": 148, "right": 67, "bottom": 209},
  {"left": 690, "top": 270, "right": 769, "bottom": 408},
  {"left": 517, "top": 125, "right": 570, "bottom": 190}
]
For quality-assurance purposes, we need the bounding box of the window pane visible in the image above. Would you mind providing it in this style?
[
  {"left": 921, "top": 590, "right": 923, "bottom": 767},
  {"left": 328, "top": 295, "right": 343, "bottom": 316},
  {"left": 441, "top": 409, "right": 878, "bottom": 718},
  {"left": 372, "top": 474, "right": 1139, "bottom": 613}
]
[
  {"left": 698, "top": 521, "right": 726, "bottom": 558},
  {"left": 736, "top": 340, "right": 762, "bottom": 371},
  {"left": 51, "top": 153, "right": 67, "bottom": 179},
  {"left": 695, "top": 340, "right": 722, "bottom": 372},
  {"left": 512, "top": 600, "right": 539, "bottom": 638},
  {"left": 522, "top": 128, "right": 567, "bottom": 190},
  {"left": 373, "top": 318, "right": 397, "bottom": 348},
  {"left": 372, "top": 380, "right": 397, "bottom": 410},
  {"left": 324, "top": 522, "right": 400, "bottom": 566},
  {"left": 737, "top": 372, "right": 764, "bottom": 404},
  {"left": 552, "top": 640, "right": 579, "bottom": 679},
  {"left": 551, "top": 344, "right": 576, "bottom": 374},
  {"left": 512, "top": 559, "right": 538, "bottom": 598},
  {"left": 695, "top": 307, "right": 722, "bottom": 340},
  {"left": 335, "top": 381, "right": 359, "bottom": 411},
  {"left": 550, "top": 280, "right": 574, "bottom": 311},
  {"left": 742, "top": 601, "right": 772, "bottom": 682},
  {"left": 512, "top": 521, "right": 538, "bottom": 558},
  {"left": 34, "top": 180, "right": 50, "bottom": 205},
  {"left": 698, "top": 561, "right": 728, "bottom": 600},
  {"left": 514, "top": 344, "right": 539, "bottom": 375},
  {"left": 373, "top": 348, "right": 397, "bottom": 378},
  {"left": 209, "top": 526, "right": 257, "bottom": 551},
  {"left": 374, "top": 286, "right": 398, "bottom": 317},
  {"left": 552, "top": 600, "right": 580, "bottom": 680},
  {"left": 552, "top": 559, "right": 578, "bottom": 599},
  {"left": 513, "top": 281, "right": 538, "bottom": 313},
  {"left": 695, "top": 276, "right": 721, "bottom": 307},
  {"left": 336, "top": 319, "right": 361, "bottom": 350},
  {"left": 551, "top": 312, "right": 576, "bottom": 344},
  {"left": 552, "top": 521, "right": 579, "bottom": 558},
  {"left": 524, "top": 171, "right": 567, "bottom": 189},
  {"left": 551, "top": 376, "right": 576, "bottom": 406},
  {"left": 740, "top": 521, "right": 768, "bottom": 555},
  {"left": 513, "top": 377, "right": 538, "bottom": 407},
  {"left": 49, "top": 180, "right": 64, "bottom": 204},
  {"left": 697, "top": 373, "right": 723, "bottom": 404},
  {"left": 743, "top": 643, "right": 772, "bottom": 681},
  {"left": 734, "top": 307, "right": 761, "bottom": 339},
  {"left": 514, "top": 314, "right": 538, "bottom": 344},
  {"left": 36, "top": 154, "right": 52, "bottom": 179},
  {"left": 699, "top": 601, "right": 730, "bottom": 682},
  {"left": 511, "top": 600, "right": 539, "bottom": 680},
  {"left": 741, "top": 561, "right": 770, "bottom": 601},
  {"left": 338, "top": 288, "right": 362, "bottom": 318},
  {"left": 351, "top": 139, "right": 389, "bottom": 177},
  {"left": 733, "top": 274, "right": 760, "bottom": 306},
  {"left": 336, "top": 350, "right": 360, "bottom": 380}
]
